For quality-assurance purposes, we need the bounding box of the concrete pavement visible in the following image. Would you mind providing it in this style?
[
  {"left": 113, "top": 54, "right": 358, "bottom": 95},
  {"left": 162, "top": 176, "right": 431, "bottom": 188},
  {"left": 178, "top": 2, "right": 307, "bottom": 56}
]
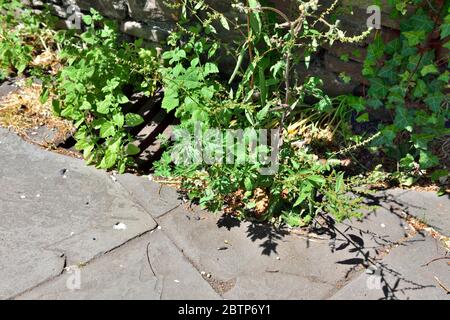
[{"left": 0, "top": 128, "right": 448, "bottom": 300}]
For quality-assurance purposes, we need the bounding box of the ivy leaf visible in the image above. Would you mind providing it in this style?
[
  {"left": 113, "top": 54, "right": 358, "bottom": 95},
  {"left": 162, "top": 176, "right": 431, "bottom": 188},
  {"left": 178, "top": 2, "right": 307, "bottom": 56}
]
[
  {"left": 413, "top": 79, "right": 427, "bottom": 98},
  {"left": 403, "top": 31, "right": 426, "bottom": 46},
  {"left": 368, "top": 77, "right": 389, "bottom": 99},
  {"left": 419, "top": 150, "right": 439, "bottom": 169},
  {"left": 424, "top": 92, "right": 444, "bottom": 112},
  {"left": 125, "top": 113, "right": 144, "bottom": 127},
  {"left": 420, "top": 64, "right": 439, "bottom": 77},
  {"left": 440, "top": 15, "right": 450, "bottom": 39},
  {"left": 394, "top": 106, "right": 413, "bottom": 132}
]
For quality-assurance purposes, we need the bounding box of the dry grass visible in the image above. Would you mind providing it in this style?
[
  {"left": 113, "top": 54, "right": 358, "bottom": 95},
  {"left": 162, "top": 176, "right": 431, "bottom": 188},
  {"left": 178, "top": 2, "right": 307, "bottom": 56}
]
[{"left": 0, "top": 81, "right": 74, "bottom": 146}]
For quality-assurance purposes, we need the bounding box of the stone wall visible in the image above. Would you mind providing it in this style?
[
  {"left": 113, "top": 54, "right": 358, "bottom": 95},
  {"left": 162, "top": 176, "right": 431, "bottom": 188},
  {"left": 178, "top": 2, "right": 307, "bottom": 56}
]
[{"left": 30, "top": 0, "right": 401, "bottom": 96}]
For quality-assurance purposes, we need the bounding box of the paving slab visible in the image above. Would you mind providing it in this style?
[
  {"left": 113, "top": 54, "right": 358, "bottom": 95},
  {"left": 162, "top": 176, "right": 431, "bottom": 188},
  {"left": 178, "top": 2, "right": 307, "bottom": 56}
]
[
  {"left": 376, "top": 189, "right": 450, "bottom": 236},
  {"left": 17, "top": 231, "right": 220, "bottom": 300},
  {"left": 0, "top": 81, "right": 18, "bottom": 98},
  {"left": 0, "top": 128, "right": 157, "bottom": 298},
  {"left": 330, "top": 235, "right": 450, "bottom": 300},
  {"left": 116, "top": 173, "right": 181, "bottom": 219},
  {"left": 157, "top": 203, "right": 409, "bottom": 300}
]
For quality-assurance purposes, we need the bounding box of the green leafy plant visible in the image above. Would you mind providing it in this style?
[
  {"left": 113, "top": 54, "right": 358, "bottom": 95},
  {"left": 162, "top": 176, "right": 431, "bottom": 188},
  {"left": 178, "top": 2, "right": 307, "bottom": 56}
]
[
  {"left": 0, "top": 0, "right": 57, "bottom": 79},
  {"left": 155, "top": 0, "right": 376, "bottom": 226},
  {"left": 363, "top": 1, "right": 449, "bottom": 185},
  {"left": 46, "top": 10, "right": 160, "bottom": 173}
]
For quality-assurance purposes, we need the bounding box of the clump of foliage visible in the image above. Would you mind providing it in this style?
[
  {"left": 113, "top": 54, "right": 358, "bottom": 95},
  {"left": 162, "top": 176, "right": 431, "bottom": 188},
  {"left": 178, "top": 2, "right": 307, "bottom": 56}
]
[
  {"left": 44, "top": 9, "right": 160, "bottom": 173},
  {"left": 363, "top": 1, "right": 449, "bottom": 187},
  {"left": 0, "top": 0, "right": 57, "bottom": 79},
  {"left": 155, "top": 0, "right": 377, "bottom": 226}
]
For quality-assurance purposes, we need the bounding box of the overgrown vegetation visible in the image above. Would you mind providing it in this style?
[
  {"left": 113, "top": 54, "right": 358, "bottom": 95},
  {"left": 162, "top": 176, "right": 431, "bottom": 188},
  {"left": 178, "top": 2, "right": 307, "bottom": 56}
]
[
  {"left": 44, "top": 10, "right": 160, "bottom": 173},
  {"left": 362, "top": 1, "right": 449, "bottom": 189},
  {"left": 0, "top": 0, "right": 448, "bottom": 227}
]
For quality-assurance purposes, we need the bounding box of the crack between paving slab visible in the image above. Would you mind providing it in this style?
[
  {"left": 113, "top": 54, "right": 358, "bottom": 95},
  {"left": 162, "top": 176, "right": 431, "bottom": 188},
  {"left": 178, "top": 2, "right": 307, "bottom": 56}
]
[
  {"left": 9, "top": 226, "right": 159, "bottom": 300},
  {"left": 153, "top": 220, "right": 225, "bottom": 299},
  {"left": 115, "top": 176, "right": 182, "bottom": 219},
  {"left": 7, "top": 252, "right": 68, "bottom": 300},
  {"left": 316, "top": 211, "right": 425, "bottom": 300}
]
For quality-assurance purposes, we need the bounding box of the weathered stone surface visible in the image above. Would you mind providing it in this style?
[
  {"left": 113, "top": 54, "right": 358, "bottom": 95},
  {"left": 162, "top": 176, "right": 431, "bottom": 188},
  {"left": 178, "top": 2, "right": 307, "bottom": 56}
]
[
  {"left": 379, "top": 189, "right": 450, "bottom": 236},
  {"left": 17, "top": 231, "right": 220, "bottom": 300},
  {"left": 330, "top": 235, "right": 450, "bottom": 300},
  {"left": 0, "top": 81, "right": 19, "bottom": 98},
  {"left": 116, "top": 173, "right": 182, "bottom": 219},
  {"left": 157, "top": 202, "right": 409, "bottom": 299},
  {"left": 75, "top": 0, "right": 128, "bottom": 20},
  {"left": 0, "top": 247, "right": 65, "bottom": 300},
  {"left": 120, "top": 20, "right": 171, "bottom": 42},
  {"left": 0, "top": 128, "right": 157, "bottom": 298}
]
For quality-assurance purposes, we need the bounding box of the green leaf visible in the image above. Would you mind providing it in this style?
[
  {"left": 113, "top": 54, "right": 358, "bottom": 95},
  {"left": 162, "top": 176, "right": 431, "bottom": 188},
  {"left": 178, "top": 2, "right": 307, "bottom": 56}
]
[
  {"left": 126, "top": 144, "right": 141, "bottom": 156},
  {"left": 117, "top": 93, "right": 129, "bottom": 104},
  {"left": 307, "top": 175, "right": 326, "bottom": 186},
  {"left": 125, "top": 113, "right": 144, "bottom": 127},
  {"left": 204, "top": 62, "right": 219, "bottom": 75},
  {"left": 420, "top": 64, "right": 439, "bottom": 77},
  {"left": 440, "top": 15, "right": 450, "bottom": 39},
  {"left": 356, "top": 113, "right": 369, "bottom": 123},
  {"left": 431, "top": 169, "right": 449, "bottom": 182},
  {"left": 419, "top": 150, "right": 439, "bottom": 169},
  {"left": 219, "top": 15, "right": 230, "bottom": 30},
  {"left": 368, "top": 77, "right": 389, "bottom": 99},
  {"left": 83, "top": 15, "right": 92, "bottom": 25},
  {"left": 100, "top": 149, "right": 117, "bottom": 169},
  {"left": 162, "top": 87, "right": 179, "bottom": 111},
  {"left": 403, "top": 30, "right": 426, "bottom": 46},
  {"left": 248, "top": 0, "right": 262, "bottom": 37},
  {"left": 424, "top": 92, "right": 444, "bottom": 112},
  {"left": 112, "top": 113, "right": 124, "bottom": 128},
  {"left": 100, "top": 121, "right": 116, "bottom": 138},
  {"left": 244, "top": 177, "right": 253, "bottom": 191}
]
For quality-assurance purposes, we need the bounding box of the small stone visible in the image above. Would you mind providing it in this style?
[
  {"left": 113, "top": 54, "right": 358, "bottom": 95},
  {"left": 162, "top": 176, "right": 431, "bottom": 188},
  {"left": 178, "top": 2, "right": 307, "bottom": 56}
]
[
  {"left": 157, "top": 226, "right": 162, "bottom": 230},
  {"left": 276, "top": 257, "right": 281, "bottom": 260},
  {"left": 201, "top": 271, "right": 206, "bottom": 276},
  {"left": 206, "top": 274, "right": 212, "bottom": 278},
  {"left": 224, "top": 240, "right": 229, "bottom": 244},
  {"left": 148, "top": 175, "right": 153, "bottom": 181},
  {"left": 380, "top": 223, "right": 386, "bottom": 228},
  {"left": 20, "top": 195, "right": 26, "bottom": 199},
  {"left": 36, "top": 194, "right": 40, "bottom": 198},
  {"left": 110, "top": 175, "right": 117, "bottom": 182},
  {"left": 113, "top": 222, "right": 127, "bottom": 230},
  {"left": 174, "top": 280, "right": 180, "bottom": 283}
]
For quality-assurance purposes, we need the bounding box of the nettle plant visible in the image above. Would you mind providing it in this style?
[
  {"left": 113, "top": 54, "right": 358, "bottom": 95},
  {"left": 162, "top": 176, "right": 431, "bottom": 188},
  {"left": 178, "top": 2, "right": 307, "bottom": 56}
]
[
  {"left": 46, "top": 10, "right": 160, "bottom": 173},
  {"left": 364, "top": 1, "right": 449, "bottom": 186},
  {"left": 155, "top": 0, "right": 376, "bottom": 226}
]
